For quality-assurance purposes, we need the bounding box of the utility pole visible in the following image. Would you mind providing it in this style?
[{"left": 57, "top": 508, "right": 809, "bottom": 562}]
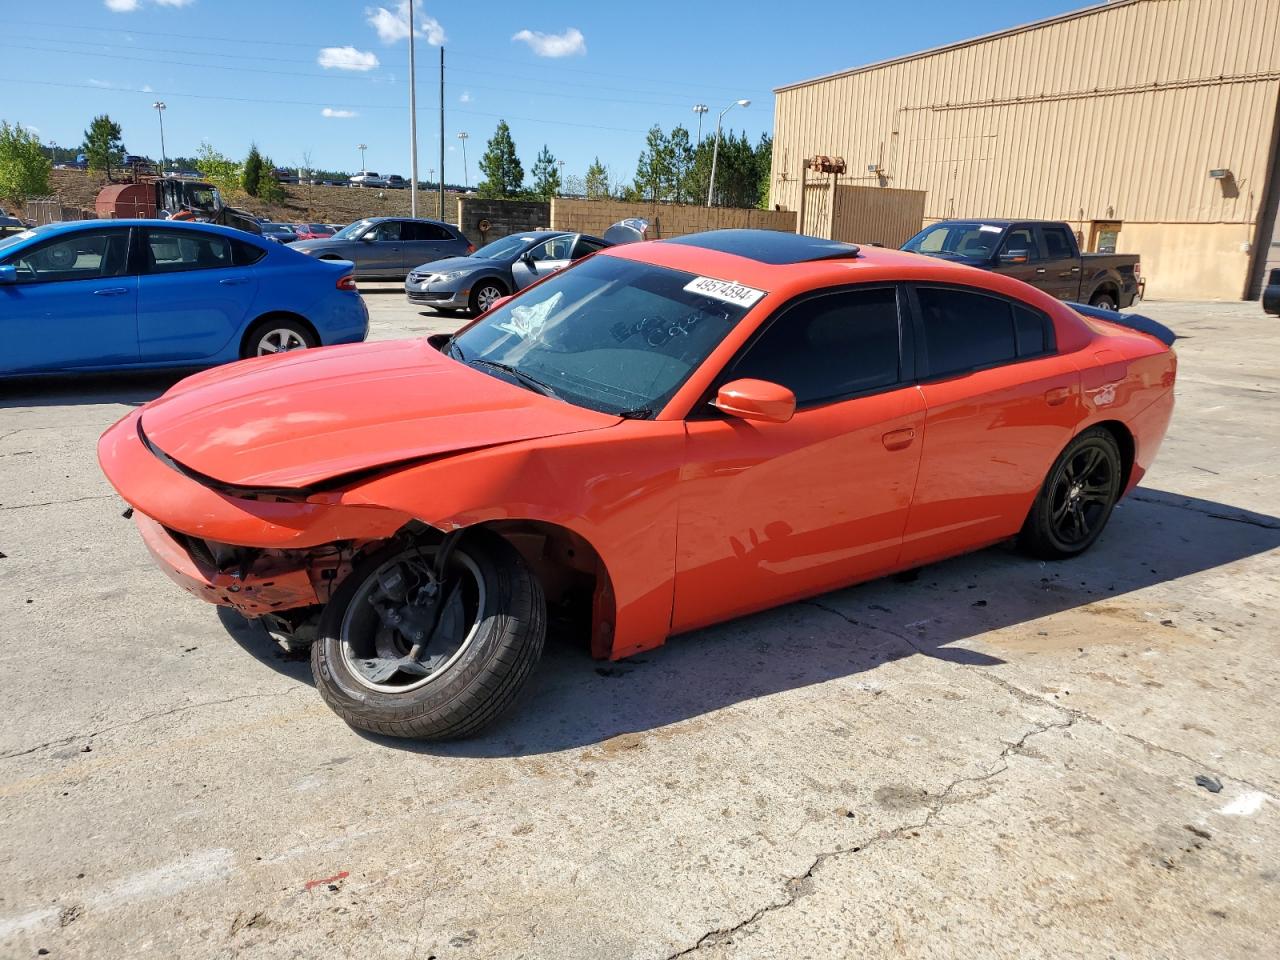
[
  {"left": 152, "top": 101, "right": 167, "bottom": 171},
  {"left": 438, "top": 46, "right": 445, "bottom": 220},
  {"left": 358, "top": 143, "right": 367, "bottom": 173},
  {"left": 557, "top": 159, "right": 566, "bottom": 197},
  {"left": 407, "top": 0, "right": 419, "bottom": 217}
]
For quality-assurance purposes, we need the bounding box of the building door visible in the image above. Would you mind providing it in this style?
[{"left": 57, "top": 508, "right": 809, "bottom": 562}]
[{"left": 1089, "top": 221, "right": 1123, "bottom": 253}]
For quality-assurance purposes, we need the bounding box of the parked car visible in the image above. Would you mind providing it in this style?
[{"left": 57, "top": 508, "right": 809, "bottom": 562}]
[
  {"left": 1264, "top": 267, "right": 1280, "bottom": 316},
  {"left": 0, "top": 214, "right": 28, "bottom": 236},
  {"left": 0, "top": 219, "right": 367, "bottom": 375},
  {"left": 902, "top": 219, "right": 1141, "bottom": 310},
  {"left": 294, "top": 223, "right": 336, "bottom": 241},
  {"left": 260, "top": 222, "right": 299, "bottom": 244},
  {"left": 406, "top": 230, "right": 610, "bottom": 313},
  {"left": 98, "top": 229, "right": 1176, "bottom": 739},
  {"left": 292, "top": 216, "right": 471, "bottom": 280},
  {"left": 350, "top": 171, "right": 388, "bottom": 188},
  {"left": 385, "top": 175, "right": 407, "bottom": 189}
]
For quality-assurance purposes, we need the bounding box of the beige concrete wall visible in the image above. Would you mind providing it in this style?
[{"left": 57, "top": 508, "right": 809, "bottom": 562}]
[
  {"left": 1124, "top": 222, "right": 1256, "bottom": 301},
  {"left": 771, "top": 0, "right": 1280, "bottom": 298},
  {"left": 550, "top": 198, "right": 796, "bottom": 239}
]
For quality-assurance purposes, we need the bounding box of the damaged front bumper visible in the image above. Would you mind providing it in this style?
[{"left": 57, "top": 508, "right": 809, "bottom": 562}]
[{"left": 99, "top": 408, "right": 415, "bottom": 618}]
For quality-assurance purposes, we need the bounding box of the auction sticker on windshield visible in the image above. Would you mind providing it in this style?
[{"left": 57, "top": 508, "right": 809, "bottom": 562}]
[{"left": 683, "top": 276, "right": 766, "bottom": 308}]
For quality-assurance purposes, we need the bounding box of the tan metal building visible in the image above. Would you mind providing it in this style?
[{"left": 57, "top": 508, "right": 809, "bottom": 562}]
[{"left": 770, "top": 0, "right": 1280, "bottom": 300}]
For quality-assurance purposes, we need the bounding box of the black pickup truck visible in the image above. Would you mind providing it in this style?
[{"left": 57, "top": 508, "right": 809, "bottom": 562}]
[
  {"left": 902, "top": 219, "right": 1141, "bottom": 310},
  {"left": 1264, "top": 267, "right": 1280, "bottom": 316}
]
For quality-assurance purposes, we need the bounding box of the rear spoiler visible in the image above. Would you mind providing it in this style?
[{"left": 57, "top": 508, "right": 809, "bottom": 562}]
[{"left": 1068, "top": 301, "right": 1176, "bottom": 347}]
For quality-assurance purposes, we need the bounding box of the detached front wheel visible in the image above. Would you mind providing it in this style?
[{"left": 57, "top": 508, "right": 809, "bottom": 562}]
[{"left": 312, "top": 531, "right": 546, "bottom": 739}]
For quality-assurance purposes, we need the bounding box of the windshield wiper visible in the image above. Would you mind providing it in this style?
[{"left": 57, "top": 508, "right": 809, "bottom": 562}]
[
  {"left": 618, "top": 406, "right": 652, "bottom": 420},
  {"left": 467, "top": 358, "right": 559, "bottom": 398},
  {"left": 444, "top": 337, "right": 465, "bottom": 361}
]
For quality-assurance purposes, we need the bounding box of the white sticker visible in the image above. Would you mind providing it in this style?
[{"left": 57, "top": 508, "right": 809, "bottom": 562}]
[
  {"left": 979, "top": 224, "right": 1003, "bottom": 233},
  {"left": 683, "top": 276, "right": 766, "bottom": 307}
]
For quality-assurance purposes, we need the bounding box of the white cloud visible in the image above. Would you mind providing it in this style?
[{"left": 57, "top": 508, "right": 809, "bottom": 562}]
[
  {"left": 141, "top": 84, "right": 154, "bottom": 93},
  {"left": 154, "top": 0, "right": 195, "bottom": 6},
  {"left": 322, "top": 108, "right": 358, "bottom": 119},
  {"left": 366, "top": 2, "right": 444, "bottom": 45},
  {"left": 88, "top": 78, "right": 113, "bottom": 88},
  {"left": 459, "top": 91, "right": 471, "bottom": 103},
  {"left": 511, "top": 27, "right": 585, "bottom": 58},
  {"left": 317, "top": 46, "right": 380, "bottom": 71},
  {"left": 104, "top": 0, "right": 139, "bottom": 11}
]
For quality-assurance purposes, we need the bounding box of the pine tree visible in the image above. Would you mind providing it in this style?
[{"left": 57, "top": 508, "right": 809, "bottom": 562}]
[
  {"left": 477, "top": 121, "right": 524, "bottom": 198},
  {"left": 531, "top": 145, "right": 561, "bottom": 200},
  {"left": 634, "top": 125, "right": 673, "bottom": 202},
  {"left": 668, "top": 125, "right": 695, "bottom": 205},
  {"left": 584, "top": 156, "right": 610, "bottom": 200},
  {"left": 82, "top": 114, "right": 124, "bottom": 181},
  {"left": 242, "top": 145, "right": 264, "bottom": 197}
]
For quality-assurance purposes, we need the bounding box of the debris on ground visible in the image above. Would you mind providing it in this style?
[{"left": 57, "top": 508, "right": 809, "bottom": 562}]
[{"left": 1195, "top": 775, "right": 1223, "bottom": 794}]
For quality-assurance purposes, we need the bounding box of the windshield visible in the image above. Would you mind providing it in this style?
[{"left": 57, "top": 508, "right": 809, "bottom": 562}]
[
  {"left": 473, "top": 235, "right": 537, "bottom": 260},
  {"left": 0, "top": 226, "right": 47, "bottom": 255},
  {"left": 449, "top": 255, "right": 757, "bottom": 416},
  {"left": 333, "top": 219, "right": 375, "bottom": 240},
  {"left": 902, "top": 222, "right": 1004, "bottom": 259},
  {"left": 187, "top": 186, "right": 220, "bottom": 212}
]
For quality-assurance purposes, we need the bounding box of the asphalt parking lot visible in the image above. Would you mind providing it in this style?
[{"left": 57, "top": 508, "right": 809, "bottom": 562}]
[{"left": 1, "top": 293, "right": 1277, "bottom": 959}]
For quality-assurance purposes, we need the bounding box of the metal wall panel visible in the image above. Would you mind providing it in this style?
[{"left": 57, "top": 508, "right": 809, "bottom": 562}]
[{"left": 771, "top": 0, "right": 1280, "bottom": 227}]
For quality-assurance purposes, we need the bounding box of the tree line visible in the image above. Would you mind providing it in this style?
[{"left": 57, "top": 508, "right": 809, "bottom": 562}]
[{"left": 476, "top": 120, "right": 773, "bottom": 208}]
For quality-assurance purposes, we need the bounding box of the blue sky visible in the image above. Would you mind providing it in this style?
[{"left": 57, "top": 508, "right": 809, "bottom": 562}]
[{"left": 6, "top": 0, "right": 1098, "bottom": 185}]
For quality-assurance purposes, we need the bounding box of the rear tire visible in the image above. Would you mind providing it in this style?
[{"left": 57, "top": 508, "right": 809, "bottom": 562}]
[
  {"left": 312, "top": 530, "right": 546, "bottom": 740},
  {"left": 1089, "top": 291, "right": 1118, "bottom": 311},
  {"left": 241, "top": 317, "right": 317, "bottom": 359},
  {"left": 1019, "top": 427, "right": 1123, "bottom": 560}
]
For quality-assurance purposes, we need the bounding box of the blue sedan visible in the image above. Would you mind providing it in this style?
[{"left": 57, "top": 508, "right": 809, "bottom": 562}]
[{"left": 0, "top": 219, "right": 369, "bottom": 376}]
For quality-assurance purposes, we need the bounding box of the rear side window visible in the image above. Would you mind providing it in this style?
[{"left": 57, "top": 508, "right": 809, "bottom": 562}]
[
  {"left": 731, "top": 287, "right": 902, "bottom": 405},
  {"left": 1041, "top": 226, "right": 1075, "bottom": 259},
  {"left": 916, "top": 287, "right": 1016, "bottom": 377},
  {"left": 144, "top": 230, "right": 233, "bottom": 273},
  {"left": 573, "top": 236, "right": 607, "bottom": 258},
  {"left": 1013, "top": 304, "right": 1053, "bottom": 356},
  {"left": 232, "top": 239, "right": 267, "bottom": 266},
  {"left": 406, "top": 222, "right": 452, "bottom": 241}
]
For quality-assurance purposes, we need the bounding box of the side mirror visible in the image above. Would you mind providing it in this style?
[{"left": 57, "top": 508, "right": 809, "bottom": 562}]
[
  {"left": 712, "top": 379, "right": 796, "bottom": 424},
  {"left": 360, "top": 233, "right": 376, "bottom": 242},
  {"left": 0, "top": 264, "right": 15, "bottom": 284},
  {"left": 1000, "top": 249, "right": 1029, "bottom": 264}
]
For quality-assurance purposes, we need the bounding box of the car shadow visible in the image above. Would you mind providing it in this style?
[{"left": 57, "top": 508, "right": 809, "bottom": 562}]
[
  {"left": 216, "top": 488, "right": 1280, "bottom": 756},
  {"left": 0, "top": 369, "right": 192, "bottom": 409}
]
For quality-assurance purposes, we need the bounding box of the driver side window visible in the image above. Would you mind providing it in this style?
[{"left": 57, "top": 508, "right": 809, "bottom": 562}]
[
  {"left": 371, "top": 221, "right": 402, "bottom": 241},
  {"left": 998, "top": 227, "right": 1038, "bottom": 261},
  {"left": 11, "top": 230, "right": 130, "bottom": 284},
  {"left": 729, "top": 287, "right": 903, "bottom": 406},
  {"left": 531, "top": 237, "right": 572, "bottom": 261}
]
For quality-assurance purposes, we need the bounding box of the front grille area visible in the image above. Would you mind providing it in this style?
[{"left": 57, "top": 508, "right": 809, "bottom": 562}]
[{"left": 409, "top": 291, "right": 450, "bottom": 302}]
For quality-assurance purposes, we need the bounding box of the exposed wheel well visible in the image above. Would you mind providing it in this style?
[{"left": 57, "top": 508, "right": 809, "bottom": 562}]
[
  {"left": 240, "top": 311, "right": 319, "bottom": 355},
  {"left": 1091, "top": 419, "right": 1135, "bottom": 490},
  {"left": 473, "top": 519, "right": 615, "bottom": 658},
  {"left": 1090, "top": 283, "right": 1120, "bottom": 304}
]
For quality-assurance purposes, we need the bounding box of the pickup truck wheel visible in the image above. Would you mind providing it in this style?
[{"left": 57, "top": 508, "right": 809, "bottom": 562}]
[
  {"left": 312, "top": 530, "right": 546, "bottom": 740},
  {"left": 1019, "top": 428, "right": 1122, "bottom": 560},
  {"left": 1089, "top": 292, "right": 1118, "bottom": 311}
]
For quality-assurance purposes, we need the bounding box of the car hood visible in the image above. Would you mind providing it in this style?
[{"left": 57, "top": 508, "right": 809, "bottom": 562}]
[
  {"left": 138, "top": 339, "right": 620, "bottom": 489},
  {"left": 410, "top": 256, "right": 499, "bottom": 275},
  {"left": 292, "top": 238, "right": 351, "bottom": 254}
]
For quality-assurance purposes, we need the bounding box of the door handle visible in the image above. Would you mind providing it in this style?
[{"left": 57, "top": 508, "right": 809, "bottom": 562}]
[
  {"left": 881, "top": 427, "right": 916, "bottom": 451},
  {"left": 93, "top": 287, "right": 129, "bottom": 296},
  {"left": 1071, "top": 266, "right": 1081, "bottom": 273},
  {"left": 218, "top": 277, "right": 250, "bottom": 286},
  {"left": 1035, "top": 268, "right": 1046, "bottom": 274},
  {"left": 1044, "top": 386, "right": 1072, "bottom": 406}
]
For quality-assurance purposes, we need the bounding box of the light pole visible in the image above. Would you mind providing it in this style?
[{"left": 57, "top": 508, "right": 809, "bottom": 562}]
[
  {"left": 692, "top": 103, "right": 709, "bottom": 144},
  {"left": 457, "top": 131, "right": 469, "bottom": 189},
  {"left": 152, "top": 101, "right": 167, "bottom": 171},
  {"left": 407, "top": 0, "right": 419, "bottom": 217},
  {"left": 707, "top": 98, "right": 750, "bottom": 207},
  {"left": 357, "top": 143, "right": 368, "bottom": 173},
  {"left": 557, "top": 159, "right": 566, "bottom": 197}
]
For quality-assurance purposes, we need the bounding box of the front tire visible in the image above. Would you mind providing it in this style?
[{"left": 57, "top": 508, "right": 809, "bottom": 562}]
[
  {"left": 1019, "top": 427, "right": 1123, "bottom": 559},
  {"left": 470, "top": 281, "right": 507, "bottom": 315},
  {"left": 312, "top": 531, "right": 546, "bottom": 740}
]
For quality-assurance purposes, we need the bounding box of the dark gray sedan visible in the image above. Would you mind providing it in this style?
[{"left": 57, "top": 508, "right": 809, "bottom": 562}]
[
  {"left": 292, "top": 216, "right": 472, "bottom": 280},
  {"left": 405, "top": 231, "right": 609, "bottom": 313}
]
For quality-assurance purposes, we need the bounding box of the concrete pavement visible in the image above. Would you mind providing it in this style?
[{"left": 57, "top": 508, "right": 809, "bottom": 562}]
[{"left": 1, "top": 296, "right": 1276, "bottom": 959}]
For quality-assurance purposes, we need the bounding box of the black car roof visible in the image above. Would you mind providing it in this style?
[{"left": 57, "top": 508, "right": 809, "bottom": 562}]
[{"left": 663, "top": 229, "right": 859, "bottom": 265}]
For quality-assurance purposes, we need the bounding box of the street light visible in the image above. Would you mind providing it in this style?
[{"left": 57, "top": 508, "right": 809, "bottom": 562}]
[
  {"left": 357, "top": 143, "right": 368, "bottom": 173},
  {"left": 557, "top": 158, "right": 566, "bottom": 197},
  {"left": 692, "top": 103, "right": 709, "bottom": 143},
  {"left": 152, "top": 101, "right": 167, "bottom": 171},
  {"left": 707, "top": 99, "right": 750, "bottom": 207},
  {"left": 457, "top": 131, "right": 469, "bottom": 189}
]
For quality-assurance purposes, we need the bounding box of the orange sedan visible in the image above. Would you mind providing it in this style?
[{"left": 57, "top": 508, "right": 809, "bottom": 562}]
[{"left": 98, "top": 230, "right": 1176, "bottom": 739}]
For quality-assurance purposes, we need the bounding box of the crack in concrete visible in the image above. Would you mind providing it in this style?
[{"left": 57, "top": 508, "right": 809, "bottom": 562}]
[
  {"left": 0, "top": 494, "right": 116, "bottom": 512},
  {"left": 0, "top": 689, "right": 302, "bottom": 761},
  {"left": 1130, "top": 493, "right": 1280, "bottom": 530},
  {"left": 663, "top": 716, "right": 1075, "bottom": 958}
]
